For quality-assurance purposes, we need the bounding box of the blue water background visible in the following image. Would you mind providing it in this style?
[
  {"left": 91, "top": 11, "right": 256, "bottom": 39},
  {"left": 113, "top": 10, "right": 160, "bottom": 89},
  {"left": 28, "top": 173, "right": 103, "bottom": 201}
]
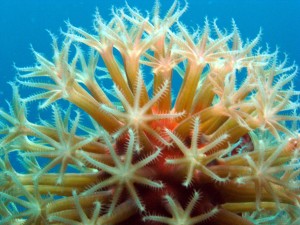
[
  {"left": 0, "top": 0, "right": 299, "bottom": 98},
  {"left": 0, "top": 0, "right": 299, "bottom": 172}
]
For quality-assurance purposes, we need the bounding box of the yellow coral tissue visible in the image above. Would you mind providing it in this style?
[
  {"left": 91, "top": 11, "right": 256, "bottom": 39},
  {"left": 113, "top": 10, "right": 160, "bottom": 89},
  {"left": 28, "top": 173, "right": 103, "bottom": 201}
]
[{"left": 0, "top": 1, "right": 299, "bottom": 225}]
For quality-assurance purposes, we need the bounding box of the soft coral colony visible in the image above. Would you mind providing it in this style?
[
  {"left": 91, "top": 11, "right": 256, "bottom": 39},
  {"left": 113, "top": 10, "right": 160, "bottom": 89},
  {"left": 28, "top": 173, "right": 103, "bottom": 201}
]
[{"left": 0, "top": 1, "right": 300, "bottom": 224}]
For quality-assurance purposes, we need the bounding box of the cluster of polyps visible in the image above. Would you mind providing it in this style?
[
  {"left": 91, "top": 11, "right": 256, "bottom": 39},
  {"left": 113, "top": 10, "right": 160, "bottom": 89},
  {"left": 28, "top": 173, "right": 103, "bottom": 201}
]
[{"left": 0, "top": 1, "right": 299, "bottom": 224}]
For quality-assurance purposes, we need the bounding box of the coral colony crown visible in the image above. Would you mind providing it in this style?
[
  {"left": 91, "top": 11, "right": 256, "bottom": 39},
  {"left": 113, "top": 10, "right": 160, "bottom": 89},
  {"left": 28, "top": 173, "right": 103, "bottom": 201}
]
[{"left": 0, "top": 1, "right": 300, "bottom": 224}]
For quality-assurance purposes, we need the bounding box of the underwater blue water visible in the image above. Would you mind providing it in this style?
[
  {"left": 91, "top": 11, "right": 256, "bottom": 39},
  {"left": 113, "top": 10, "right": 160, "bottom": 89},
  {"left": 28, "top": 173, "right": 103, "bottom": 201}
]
[
  {"left": 0, "top": 0, "right": 300, "bottom": 96},
  {"left": 0, "top": 0, "right": 299, "bottom": 172},
  {"left": 0, "top": 0, "right": 299, "bottom": 99}
]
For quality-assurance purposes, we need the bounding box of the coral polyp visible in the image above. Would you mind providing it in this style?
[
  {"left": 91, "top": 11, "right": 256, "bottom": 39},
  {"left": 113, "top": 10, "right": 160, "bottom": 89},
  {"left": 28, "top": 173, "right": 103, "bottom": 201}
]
[{"left": 1, "top": 1, "right": 300, "bottom": 224}]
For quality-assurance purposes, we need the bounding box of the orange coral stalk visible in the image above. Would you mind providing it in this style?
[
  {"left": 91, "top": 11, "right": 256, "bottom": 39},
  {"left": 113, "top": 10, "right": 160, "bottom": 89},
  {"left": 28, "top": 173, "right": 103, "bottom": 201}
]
[{"left": 0, "top": 1, "right": 299, "bottom": 224}]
